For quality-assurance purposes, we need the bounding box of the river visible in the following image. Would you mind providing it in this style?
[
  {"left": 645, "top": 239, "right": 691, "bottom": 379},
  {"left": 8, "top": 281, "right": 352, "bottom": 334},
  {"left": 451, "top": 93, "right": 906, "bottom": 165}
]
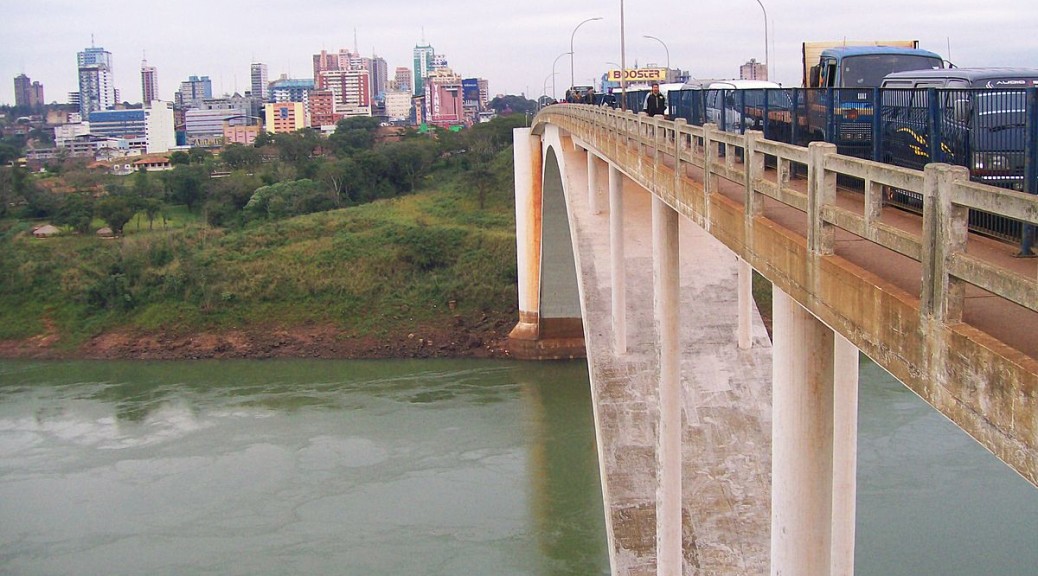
[{"left": 0, "top": 358, "right": 1034, "bottom": 575}]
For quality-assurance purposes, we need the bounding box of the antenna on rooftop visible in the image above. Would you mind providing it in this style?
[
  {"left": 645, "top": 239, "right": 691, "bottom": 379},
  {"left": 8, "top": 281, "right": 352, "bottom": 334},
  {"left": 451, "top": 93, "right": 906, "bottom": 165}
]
[{"left": 354, "top": 28, "right": 359, "bottom": 55}]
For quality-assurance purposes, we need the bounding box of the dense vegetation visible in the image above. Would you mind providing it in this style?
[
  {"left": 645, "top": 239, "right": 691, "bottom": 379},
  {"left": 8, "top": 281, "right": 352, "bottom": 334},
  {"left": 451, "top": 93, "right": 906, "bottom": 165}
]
[{"left": 0, "top": 114, "right": 529, "bottom": 353}]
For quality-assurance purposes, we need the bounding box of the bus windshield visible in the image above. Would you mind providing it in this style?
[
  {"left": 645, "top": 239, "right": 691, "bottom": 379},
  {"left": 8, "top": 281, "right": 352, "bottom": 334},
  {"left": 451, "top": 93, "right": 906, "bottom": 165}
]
[
  {"left": 974, "top": 92, "right": 1026, "bottom": 129},
  {"left": 841, "top": 54, "right": 944, "bottom": 88}
]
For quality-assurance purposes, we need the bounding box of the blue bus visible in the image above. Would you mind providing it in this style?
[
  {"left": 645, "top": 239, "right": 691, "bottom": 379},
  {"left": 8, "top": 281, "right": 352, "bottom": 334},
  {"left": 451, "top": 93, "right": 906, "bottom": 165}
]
[{"left": 806, "top": 46, "right": 945, "bottom": 157}]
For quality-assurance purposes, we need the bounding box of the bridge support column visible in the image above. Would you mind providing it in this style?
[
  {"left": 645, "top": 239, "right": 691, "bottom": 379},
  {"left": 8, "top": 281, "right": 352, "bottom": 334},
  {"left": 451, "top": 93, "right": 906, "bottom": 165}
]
[
  {"left": 653, "top": 195, "right": 682, "bottom": 576},
  {"left": 738, "top": 259, "right": 752, "bottom": 349},
  {"left": 588, "top": 152, "right": 604, "bottom": 215},
  {"left": 508, "top": 128, "right": 544, "bottom": 355},
  {"left": 771, "top": 286, "right": 834, "bottom": 576},
  {"left": 609, "top": 164, "right": 627, "bottom": 354},
  {"left": 831, "top": 334, "right": 859, "bottom": 576}
]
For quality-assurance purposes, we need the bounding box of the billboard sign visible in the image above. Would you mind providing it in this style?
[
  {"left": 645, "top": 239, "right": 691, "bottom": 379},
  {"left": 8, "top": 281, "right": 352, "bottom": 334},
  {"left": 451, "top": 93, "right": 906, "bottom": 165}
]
[
  {"left": 462, "top": 78, "right": 480, "bottom": 103},
  {"left": 607, "top": 68, "right": 667, "bottom": 83}
]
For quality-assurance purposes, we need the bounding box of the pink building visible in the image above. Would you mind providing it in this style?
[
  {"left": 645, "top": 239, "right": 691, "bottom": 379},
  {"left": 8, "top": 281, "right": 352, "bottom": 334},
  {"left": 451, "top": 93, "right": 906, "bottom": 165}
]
[
  {"left": 224, "top": 124, "right": 260, "bottom": 145},
  {"left": 425, "top": 72, "right": 464, "bottom": 128}
]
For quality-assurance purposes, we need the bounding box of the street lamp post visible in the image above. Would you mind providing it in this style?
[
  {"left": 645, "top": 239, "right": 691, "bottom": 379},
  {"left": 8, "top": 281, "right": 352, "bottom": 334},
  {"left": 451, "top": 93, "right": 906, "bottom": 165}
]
[
  {"left": 643, "top": 34, "right": 670, "bottom": 80},
  {"left": 570, "top": 17, "right": 604, "bottom": 92},
  {"left": 619, "top": 1, "right": 627, "bottom": 111},
  {"left": 553, "top": 51, "right": 572, "bottom": 101},
  {"left": 542, "top": 72, "right": 555, "bottom": 109},
  {"left": 753, "top": 0, "right": 769, "bottom": 78}
]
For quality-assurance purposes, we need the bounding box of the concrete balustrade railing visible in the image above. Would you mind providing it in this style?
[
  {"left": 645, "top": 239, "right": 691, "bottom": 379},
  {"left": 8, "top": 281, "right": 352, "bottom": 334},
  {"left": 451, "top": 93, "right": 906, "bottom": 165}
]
[{"left": 536, "top": 104, "right": 1038, "bottom": 315}]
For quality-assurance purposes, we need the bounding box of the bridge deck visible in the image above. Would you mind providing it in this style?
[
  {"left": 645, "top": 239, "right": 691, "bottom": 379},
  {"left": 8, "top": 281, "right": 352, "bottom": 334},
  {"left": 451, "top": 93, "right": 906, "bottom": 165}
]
[
  {"left": 700, "top": 159, "right": 1038, "bottom": 360},
  {"left": 557, "top": 143, "right": 774, "bottom": 575}
]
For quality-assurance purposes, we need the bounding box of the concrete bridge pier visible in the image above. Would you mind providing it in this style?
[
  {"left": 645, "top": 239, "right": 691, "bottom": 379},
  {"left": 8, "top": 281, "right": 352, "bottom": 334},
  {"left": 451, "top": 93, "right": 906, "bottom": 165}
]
[
  {"left": 770, "top": 288, "right": 862, "bottom": 576},
  {"left": 508, "top": 127, "right": 586, "bottom": 360},
  {"left": 609, "top": 164, "right": 627, "bottom": 355},
  {"left": 653, "top": 195, "right": 682, "bottom": 576}
]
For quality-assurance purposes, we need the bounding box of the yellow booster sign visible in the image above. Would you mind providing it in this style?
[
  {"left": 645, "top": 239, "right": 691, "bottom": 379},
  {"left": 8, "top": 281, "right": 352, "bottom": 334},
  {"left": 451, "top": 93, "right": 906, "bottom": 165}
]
[{"left": 608, "top": 68, "right": 667, "bottom": 82}]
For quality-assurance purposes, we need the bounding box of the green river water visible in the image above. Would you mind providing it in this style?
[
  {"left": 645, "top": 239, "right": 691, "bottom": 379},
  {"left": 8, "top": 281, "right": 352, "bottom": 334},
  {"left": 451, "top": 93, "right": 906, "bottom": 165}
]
[{"left": 0, "top": 358, "right": 1034, "bottom": 575}]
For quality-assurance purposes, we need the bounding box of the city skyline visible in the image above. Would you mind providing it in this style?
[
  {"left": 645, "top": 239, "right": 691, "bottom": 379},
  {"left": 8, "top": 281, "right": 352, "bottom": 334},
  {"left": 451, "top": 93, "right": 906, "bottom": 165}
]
[{"left": 3, "top": 0, "right": 1036, "bottom": 105}]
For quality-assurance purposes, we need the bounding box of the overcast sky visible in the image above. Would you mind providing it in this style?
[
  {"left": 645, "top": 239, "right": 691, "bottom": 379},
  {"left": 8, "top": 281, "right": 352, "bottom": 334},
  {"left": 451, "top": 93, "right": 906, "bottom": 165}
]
[{"left": 3, "top": 0, "right": 1037, "bottom": 106}]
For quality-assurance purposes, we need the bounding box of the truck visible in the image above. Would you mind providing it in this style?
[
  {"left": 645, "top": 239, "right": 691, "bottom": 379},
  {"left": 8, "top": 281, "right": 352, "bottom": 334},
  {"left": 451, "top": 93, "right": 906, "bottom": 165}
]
[{"left": 801, "top": 40, "right": 945, "bottom": 157}]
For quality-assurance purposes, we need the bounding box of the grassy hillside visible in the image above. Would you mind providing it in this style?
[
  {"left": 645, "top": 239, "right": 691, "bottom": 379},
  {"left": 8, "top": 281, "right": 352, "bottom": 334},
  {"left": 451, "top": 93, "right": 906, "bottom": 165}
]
[{"left": 0, "top": 186, "right": 518, "bottom": 357}]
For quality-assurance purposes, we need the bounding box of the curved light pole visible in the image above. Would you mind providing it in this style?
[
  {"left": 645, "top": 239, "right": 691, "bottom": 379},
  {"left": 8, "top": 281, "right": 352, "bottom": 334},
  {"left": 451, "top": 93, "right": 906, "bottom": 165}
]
[
  {"left": 542, "top": 72, "right": 555, "bottom": 109},
  {"left": 619, "top": 1, "right": 627, "bottom": 111},
  {"left": 643, "top": 34, "right": 670, "bottom": 81},
  {"left": 553, "top": 51, "right": 572, "bottom": 101},
  {"left": 753, "top": 0, "right": 769, "bottom": 77},
  {"left": 571, "top": 17, "right": 604, "bottom": 91}
]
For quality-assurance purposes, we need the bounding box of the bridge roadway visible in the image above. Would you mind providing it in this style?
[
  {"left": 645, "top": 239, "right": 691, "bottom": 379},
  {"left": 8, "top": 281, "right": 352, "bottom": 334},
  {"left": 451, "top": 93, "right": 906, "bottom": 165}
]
[{"left": 512, "top": 104, "right": 1038, "bottom": 576}]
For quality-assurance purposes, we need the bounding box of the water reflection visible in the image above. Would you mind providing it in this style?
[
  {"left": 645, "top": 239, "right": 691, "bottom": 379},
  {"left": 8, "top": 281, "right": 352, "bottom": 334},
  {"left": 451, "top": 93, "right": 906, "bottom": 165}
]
[{"left": 0, "top": 359, "right": 610, "bottom": 576}]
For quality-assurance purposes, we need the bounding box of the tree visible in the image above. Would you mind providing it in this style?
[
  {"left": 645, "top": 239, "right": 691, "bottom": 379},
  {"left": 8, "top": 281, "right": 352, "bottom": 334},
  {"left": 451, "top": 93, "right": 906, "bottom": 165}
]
[
  {"left": 465, "top": 131, "right": 498, "bottom": 209},
  {"left": 132, "top": 168, "right": 162, "bottom": 200},
  {"left": 383, "top": 140, "right": 437, "bottom": 193},
  {"left": 188, "top": 147, "right": 213, "bottom": 165},
  {"left": 168, "top": 150, "right": 191, "bottom": 166},
  {"left": 203, "top": 171, "right": 261, "bottom": 227},
  {"left": 165, "top": 165, "right": 209, "bottom": 212},
  {"left": 54, "top": 191, "right": 96, "bottom": 234},
  {"left": 488, "top": 94, "right": 538, "bottom": 116},
  {"left": 272, "top": 129, "right": 321, "bottom": 165},
  {"left": 95, "top": 195, "right": 137, "bottom": 235},
  {"left": 351, "top": 149, "right": 392, "bottom": 201},
  {"left": 314, "top": 157, "right": 357, "bottom": 206},
  {"left": 328, "top": 116, "right": 380, "bottom": 155},
  {"left": 243, "top": 179, "right": 331, "bottom": 221},
  {"left": 253, "top": 130, "right": 274, "bottom": 148},
  {"left": 220, "top": 143, "right": 262, "bottom": 170}
]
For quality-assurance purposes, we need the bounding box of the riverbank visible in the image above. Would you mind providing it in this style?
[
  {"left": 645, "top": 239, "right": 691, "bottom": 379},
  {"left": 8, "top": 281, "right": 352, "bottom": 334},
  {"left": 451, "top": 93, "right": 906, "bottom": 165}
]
[{"left": 0, "top": 311, "right": 517, "bottom": 361}]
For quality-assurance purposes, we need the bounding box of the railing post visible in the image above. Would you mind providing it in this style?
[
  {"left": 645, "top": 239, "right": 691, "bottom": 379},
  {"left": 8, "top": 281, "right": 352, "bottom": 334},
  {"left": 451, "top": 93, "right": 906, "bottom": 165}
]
[
  {"left": 920, "top": 163, "right": 970, "bottom": 323},
  {"left": 739, "top": 130, "right": 765, "bottom": 350},
  {"left": 703, "top": 123, "right": 718, "bottom": 230},
  {"left": 808, "top": 141, "right": 837, "bottom": 255}
]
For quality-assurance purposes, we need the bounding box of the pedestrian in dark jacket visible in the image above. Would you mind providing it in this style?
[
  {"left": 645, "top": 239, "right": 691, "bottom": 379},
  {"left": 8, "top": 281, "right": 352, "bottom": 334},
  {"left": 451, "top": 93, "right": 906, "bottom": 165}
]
[
  {"left": 584, "top": 87, "right": 596, "bottom": 105},
  {"left": 644, "top": 82, "right": 666, "bottom": 117}
]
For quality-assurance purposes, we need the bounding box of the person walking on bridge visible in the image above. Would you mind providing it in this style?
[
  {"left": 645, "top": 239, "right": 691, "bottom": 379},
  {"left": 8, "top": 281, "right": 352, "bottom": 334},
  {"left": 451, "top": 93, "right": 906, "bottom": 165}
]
[{"left": 644, "top": 82, "right": 666, "bottom": 117}]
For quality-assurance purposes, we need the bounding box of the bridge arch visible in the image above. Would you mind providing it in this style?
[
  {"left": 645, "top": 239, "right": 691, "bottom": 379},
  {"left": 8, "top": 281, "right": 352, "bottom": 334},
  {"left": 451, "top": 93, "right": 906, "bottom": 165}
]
[{"left": 508, "top": 127, "right": 586, "bottom": 359}]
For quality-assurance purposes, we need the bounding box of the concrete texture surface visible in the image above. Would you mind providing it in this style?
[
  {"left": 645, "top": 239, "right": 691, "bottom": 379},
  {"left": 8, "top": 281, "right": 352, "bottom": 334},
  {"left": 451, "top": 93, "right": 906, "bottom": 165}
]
[{"left": 556, "top": 142, "right": 774, "bottom": 575}]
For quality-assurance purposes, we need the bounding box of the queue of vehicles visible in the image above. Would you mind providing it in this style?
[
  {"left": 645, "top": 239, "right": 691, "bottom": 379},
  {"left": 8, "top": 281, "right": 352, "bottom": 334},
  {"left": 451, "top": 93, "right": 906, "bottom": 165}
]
[{"left": 578, "top": 40, "right": 1035, "bottom": 241}]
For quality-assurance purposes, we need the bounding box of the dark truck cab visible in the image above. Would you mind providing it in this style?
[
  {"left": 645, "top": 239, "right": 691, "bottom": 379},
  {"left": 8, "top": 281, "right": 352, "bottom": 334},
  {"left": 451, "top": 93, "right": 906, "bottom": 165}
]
[{"left": 880, "top": 68, "right": 1038, "bottom": 192}]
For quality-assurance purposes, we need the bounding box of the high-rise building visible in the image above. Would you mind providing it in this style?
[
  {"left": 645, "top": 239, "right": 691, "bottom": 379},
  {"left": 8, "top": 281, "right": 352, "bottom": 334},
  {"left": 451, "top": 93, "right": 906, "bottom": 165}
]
[
  {"left": 424, "top": 68, "right": 463, "bottom": 128},
  {"left": 264, "top": 101, "right": 306, "bottom": 134},
  {"left": 740, "top": 58, "right": 768, "bottom": 81},
  {"left": 383, "top": 90, "right": 413, "bottom": 123},
  {"left": 313, "top": 49, "right": 360, "bottom": 88},
  {"left": 413, "top": 43, "right": 435, "bottom": 96},
  {"left": 394, "top": 67, "right": 412, "bottom": 92},
  {"left": 250, "top": 62, "right": 268, "bottom": 100},
  {"left": 176, "top": 75, "right": 213, "bottom": 109},
  {"left": 77, "top": 45, "right": 116, "bottom": 120},
  {"left": 369, "top": 55, "right": 388, "bottom": 100},
  {"left": 318, "top": 68, "right": 371, "bottom": 117},
  {"left": 145, "top": 100, "right": 176, "bottom": 153},
  {"left": 141, "top": 59, "right": 159, "bottom": 106},
  {"left": 269, "top": 78, "right": 314, "bottom": 103},
  {"left": 13, "top": 74, "right": 44, "bottom": 109}
]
